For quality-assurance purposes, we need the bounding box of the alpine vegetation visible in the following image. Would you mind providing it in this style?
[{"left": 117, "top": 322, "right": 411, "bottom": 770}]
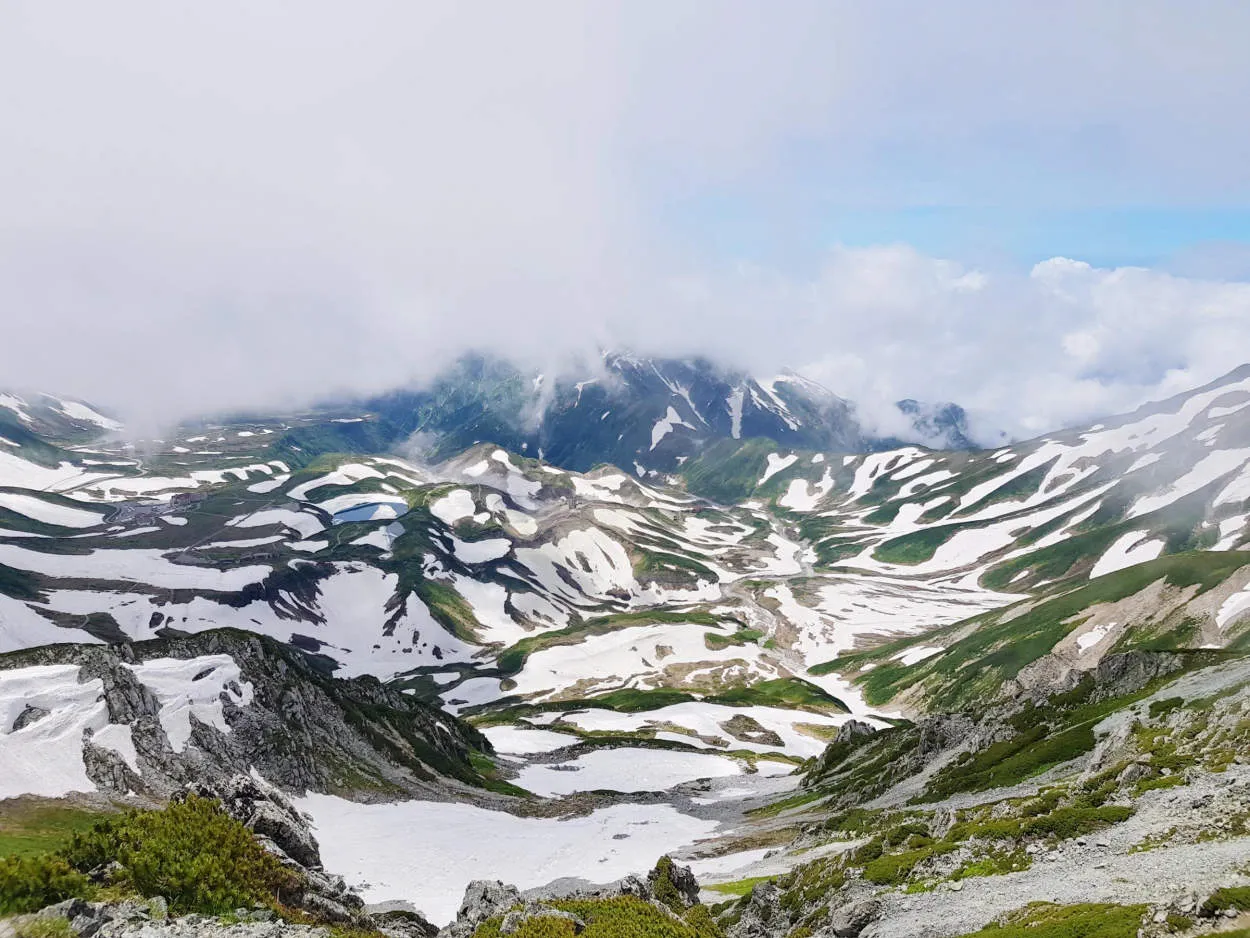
[{"left": 5, "top": 5, "right": 1250, "bottom": 937}]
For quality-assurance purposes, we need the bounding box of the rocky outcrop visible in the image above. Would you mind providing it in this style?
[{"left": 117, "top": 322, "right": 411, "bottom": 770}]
[
  {"left": 0, "top": 630, "right": 493, "bottom": 801},
  {"left": 1006, "top": 650, "right": 1186, "bottom": 704},
  {"left": 834, "top": 719, "right": 877, "bottom": 745},
  {"left": 828, "top": 897, "right": 881, "bottom": 937},
  {"left": 441, "top": 881, "right": 522, "bottom": 938},
  {"left": 500, "top": 907, "right": 584, "bottom": 935},
  {"left": 11, "top": 900, "right": 328, "bottom": 938},
  {"left": 184, "top": 775, "right": 323, "bottom": 870},
  {"left": 0, "top": 776, "right": 440, "bottom": 938},
  {"left": 438, "top": 859, "right": 706, "bottom": 938},
  {"left": 726, "top": 882, "right": 784, "bottom": 938},
  {"left": 186, "top": 774, "right": 435, "bottom": 934}
]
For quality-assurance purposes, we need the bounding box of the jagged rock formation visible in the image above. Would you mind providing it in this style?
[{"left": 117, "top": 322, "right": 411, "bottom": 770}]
[{"left": 0, "top": 630, "right": 494, "bottom": 801}]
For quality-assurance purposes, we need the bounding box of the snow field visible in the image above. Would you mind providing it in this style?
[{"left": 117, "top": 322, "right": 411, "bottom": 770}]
[
  {"left": 516, "top": 747, "right": 747, "bottom": 796},
  {"left": 651, "top": 406, "right": 694, "bottom": 450},
  {"left": 0, "top": 543, "right": 271, "bottom": 591},
  {"left": 0, "top": 664, "right": 134, "bottom": 798},
  {"left": 480, "top": 725, "right": 577, "bottom": 754},
  {"left": 52, "top": 399, "right": 123, "bottom": 431},
  {"left": 231, "top": 508, "right": 324, "bottom": 539},
  {"left": 450, "top": 536, "right": 511, "bottom": 563},
  {"left": 759, "top": 454, "right": 797, "bottom": 485},
  {"left": 123, "top": 655, "right": 253, "bottom": 752},
  {"left": 430, "top": 489, "right": 476, "bottom": 525},
  {"left": 1216, "top": 588, "right": 1250, "bottom": 629},
  {"left": 504, "top": 621, "right": 779, "bottom": 701},
  {"left": 0, "top": 492, "right": 105, "bottom": 528},
  {"left": 541, "top": 700, "right": 856, "bottom": 757},
  {"left": 295, "top": 795, "right": 721, "bottom": 925},
  {"left": 1089, "top": 531, "right": 1165, "bottom": 579},
  {"left": 287, "top": 463, "right": 385, "bottom": 501}
]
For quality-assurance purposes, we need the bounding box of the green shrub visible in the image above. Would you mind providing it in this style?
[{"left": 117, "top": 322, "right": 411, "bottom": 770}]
[
  {"left": 922, "top": 723, "right": 1096, "bottom": 801},
  {"left": 477, "top": 896, "right": 722, "bottom": 938},
  {"left": 1148, "top": 697, "right": 1184, "bottom": 718},
  {"left": 651, "top": 857, "right": 684, "bottom": 912},
  {"left": 61, "top": 795, "right": 298, "bottom": 914},
  {"left": 945, "top": 818, "right": 1023, "bottom": 843},
  {"left": 681, "top": 904, "right": 723, "bottom": 938},
  {"left": 851, "top": 839, "right": 883, "bottom": 864},
  {"left": 884, "top": 823, "right": 929, "bottom": 847},
  {"left": 951, "top": 850, "right": 1031, "bottom": 880},
  {"left": 0, "top": 854, "right": 94, "bottom": 915},
  {"left": 1163, "top": 913, "right": 1191, "bottom": 932},
  {"left": 1020, "top": 806, "right": 1133, "bottom": 840},
  {"left": 957, "top": 902, "right": 1147, "bottom": 938},
  {"left": 861, "top": 845, "right": 954, "bottom": 885},
  {"left": 1133, "top": 775, "right": 1185, "bottom": 794},
  {"left": 1202, "top": 887, "right": 1250, "bottom": 916}
]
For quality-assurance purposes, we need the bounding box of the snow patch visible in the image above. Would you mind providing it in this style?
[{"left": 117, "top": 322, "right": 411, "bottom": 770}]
[
  {"left": 515, "top": 748, "right": 744, "bottom": 796},
  {"left": 431, "top": 490, "right": 476, "bottom": 526},
  {"left": 124, "top": 655, "right": 254, "bottom": 753},
  {"left": 891, "top": 645, "right": 943, "bottom": 666},
  {"left": 296, "top": 795, "right": 719, "bottom": 926},
  {"left": 1089, "top": 532, "right": 1165, "bottom": 579},
  {"left": 759, "top": 453, "right": 797, "bottom": 485},
  {"left": 0, "top": 493, "right": 105, "bottom": 529}
]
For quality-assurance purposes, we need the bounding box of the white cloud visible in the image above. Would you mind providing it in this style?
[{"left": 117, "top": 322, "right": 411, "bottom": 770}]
[
  {"left": 782, "top": 251, "right": 1250, "bottom": 442},
  {"left": 0, "top": 2, "right": 1248, "bottom": 439}
]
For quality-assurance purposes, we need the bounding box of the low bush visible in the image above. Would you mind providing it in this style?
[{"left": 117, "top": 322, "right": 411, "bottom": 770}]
[
  {"left": 957, "top": 902, "right": 1147, "bottom": 938},
  {"left": 1202, "top": 887, "right": 1250, "bottom": 916},
  {"left": 474, "top": 896, "right": 722, "bottom": 938},
  {"left": 1020, "top": 806, "right": 1133, "bottom": 840},
  {"left": 0, "top": 854, "right": 94, "bottom": 915},
  {"left": 62, "top": 795, "right": 298, "bottom": 914},
  {"left": 2, "top": 795, "right": 298, "bottom": 917},
  {"left": 14, "top": 918, "right": 76, "bottom": 938},
  {"left": 861, "top": 844, "right": 955, "bottom": 885},
  {"left": 1148, "top": 697, "right": 1184, "bottom": 718}
]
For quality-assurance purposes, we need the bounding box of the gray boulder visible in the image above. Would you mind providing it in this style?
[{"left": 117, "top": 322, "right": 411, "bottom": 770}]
[
  {"left": 442, "top": 881, "right": 522, "bottom": 938},
  {"left": 185, "top": 774, "right": 322, "bottom": 869},
  {"left": 725, "top": 882, "right": 783, "bottom": 938},
  {"left": 647, "top": 859, "right": 700, "bottom": 909},
  {"left": 828, "top": 898, "right": 881, "bottom": 937}
]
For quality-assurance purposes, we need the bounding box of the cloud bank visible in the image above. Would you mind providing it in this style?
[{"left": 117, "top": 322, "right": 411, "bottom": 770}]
[{"left": 1, "top": 2, "right": 1249, "bottom": 440}]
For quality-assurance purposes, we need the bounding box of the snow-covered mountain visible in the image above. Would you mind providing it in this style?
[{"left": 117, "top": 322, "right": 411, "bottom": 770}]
[
  {"left": 4, "top": 363, "right": 1250, "bottom": 928},
  {"left": 284, "top": 352, "right": 977, "bottom": 476},
  {"left": 3, "top": 363, "right": 1250, "bottom": 732}
]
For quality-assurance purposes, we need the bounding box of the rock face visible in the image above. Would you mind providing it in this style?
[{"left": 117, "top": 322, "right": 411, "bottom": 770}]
[
  {"left": 727, "top": 883, "right": 784, "bottom": 938},
  {"left": 0, "top": 630, "right": 492, "bottom": 800},
  {"left": 441, "top": 881, "right": 522, "bottom": 938},
  {"left": 834, "top": 719, "right": 876, "bottom": 745},
  {"left": 647, "top": 858, "right": 700, "bottom": 909},
  {"left": 1008, "top": 650, "right": 1186, "bottom": 703},
  {"left": 185, "top": 775, "right": 323, "bottom": 870}
]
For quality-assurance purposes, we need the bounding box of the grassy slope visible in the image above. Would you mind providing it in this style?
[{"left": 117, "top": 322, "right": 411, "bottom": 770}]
[
  {"left": 0, "top": 801, "right": 114, "bottom": 859},
  {"left": 812, "top": 550, "right": 1250, "bottom": 711}
]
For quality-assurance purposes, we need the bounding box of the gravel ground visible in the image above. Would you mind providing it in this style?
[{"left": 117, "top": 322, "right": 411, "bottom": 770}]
[{"left": 865, "top": 765, "right": 1250, "bottom": 938}]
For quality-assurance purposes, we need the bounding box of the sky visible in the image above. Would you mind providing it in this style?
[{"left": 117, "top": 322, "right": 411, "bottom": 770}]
[{"left": 3, "top": 1, "right": 1250, "bottom": 441}]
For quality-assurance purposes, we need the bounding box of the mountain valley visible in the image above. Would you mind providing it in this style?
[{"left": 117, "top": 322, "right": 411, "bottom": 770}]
[{"left": 2, "top": 362, "right": 1250, "bottom": 938}]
